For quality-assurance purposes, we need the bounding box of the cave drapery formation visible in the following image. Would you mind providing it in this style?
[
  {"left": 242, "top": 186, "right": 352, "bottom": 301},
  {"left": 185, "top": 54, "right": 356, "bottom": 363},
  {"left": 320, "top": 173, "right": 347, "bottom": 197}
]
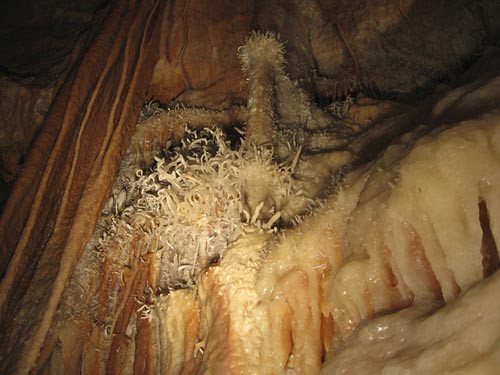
[{"left": 1, "top": 0, "right": 500, "bottom": 374}]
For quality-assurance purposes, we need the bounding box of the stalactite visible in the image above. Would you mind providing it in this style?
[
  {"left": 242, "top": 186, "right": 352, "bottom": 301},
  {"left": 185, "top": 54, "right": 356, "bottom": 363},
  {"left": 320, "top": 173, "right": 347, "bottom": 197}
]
[{"left": 238, "top": 32, "right": 285, "bottom": 146}]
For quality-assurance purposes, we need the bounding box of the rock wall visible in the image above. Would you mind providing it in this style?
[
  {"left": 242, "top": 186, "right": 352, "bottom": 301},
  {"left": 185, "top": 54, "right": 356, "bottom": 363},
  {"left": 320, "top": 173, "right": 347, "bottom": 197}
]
[{"left": 0, "top": 0, "right": 499, "bottom": 373}]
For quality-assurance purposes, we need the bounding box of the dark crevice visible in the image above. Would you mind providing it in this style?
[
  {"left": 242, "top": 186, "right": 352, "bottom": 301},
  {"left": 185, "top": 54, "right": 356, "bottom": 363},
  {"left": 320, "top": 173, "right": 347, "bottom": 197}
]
[
  {"left": 222, "top": 123, "right": 246, "bottom": 150},
  {"left": 479, "top": 199, "right": 499, "bottom": 278}
]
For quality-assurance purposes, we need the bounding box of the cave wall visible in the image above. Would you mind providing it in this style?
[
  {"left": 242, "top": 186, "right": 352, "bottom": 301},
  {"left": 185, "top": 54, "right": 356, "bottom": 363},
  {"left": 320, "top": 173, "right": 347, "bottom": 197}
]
[
  {"left": 2, "top": 0, "right": 499, "bottom": 195},
  {"left": 0, "top": 1, "right": 165, "bottom": 372},
  {"left": 0, "top": 0, "right": 499, "bottom": 373},
  {"left": 2, "top": 0, "right": 497, "bottom": 262},
  {"left": 0, "top": 0, "right": 111, "bottom": 195}
]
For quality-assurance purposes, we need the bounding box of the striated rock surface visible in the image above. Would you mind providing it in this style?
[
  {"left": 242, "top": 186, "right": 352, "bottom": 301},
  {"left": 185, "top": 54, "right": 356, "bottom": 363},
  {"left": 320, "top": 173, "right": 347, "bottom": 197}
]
[{"left": 0, "top": 0, "right": 111, "bottom": 202}]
